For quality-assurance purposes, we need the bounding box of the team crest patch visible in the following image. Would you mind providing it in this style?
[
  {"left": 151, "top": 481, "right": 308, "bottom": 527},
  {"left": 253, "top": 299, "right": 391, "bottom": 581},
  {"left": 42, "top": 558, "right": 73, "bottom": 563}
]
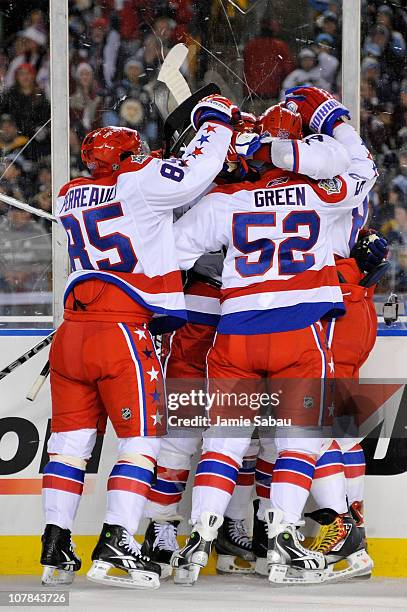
[
  {"left": 121, "top": 408, "right": 132, "bottom": 420},
  {"left": 131, "top": 154, "right": 147, "bottom": 164},
  {"left": 318, "top": 177, "right": 343, "bottom": 194},
  {"left": 266, "top": 176, "right": 289, "bottom": 187},
  {"left": 303, "top": 396, "right": 314, "bottom": 409}
]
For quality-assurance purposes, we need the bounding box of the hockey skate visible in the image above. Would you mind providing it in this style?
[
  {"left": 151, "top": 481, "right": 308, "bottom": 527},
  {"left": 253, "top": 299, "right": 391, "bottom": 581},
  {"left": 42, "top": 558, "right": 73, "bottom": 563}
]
[
  {"left": 307, "top": 508, "right": 373, "bottom": 581},
  {"left": 87, "top": 524, "right": 161, "bottom": 589},
  {"left": 171, "top": 512, "right": 223, "bottom": 586},
  {"left": 40, "top": 524, "right": 82, "bottom": 586},
  {"left": 215, "top": 517, "right": 255, "bottom": 574},
  {"left": 350, "top": 502, "right": 369, "bottom": 548},
  {"left": 252, "top": 500, "right": 269, "bottom": 576},
  {"left": 265, "top": 508, "right": 328, "bottom": 585},
  {"left": 141, "top": 520, "right": 180, "bottom": 580}
]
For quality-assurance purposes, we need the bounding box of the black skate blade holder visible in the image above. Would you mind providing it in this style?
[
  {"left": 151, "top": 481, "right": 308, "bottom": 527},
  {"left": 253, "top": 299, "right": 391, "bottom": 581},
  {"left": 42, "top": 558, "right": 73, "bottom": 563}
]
[{"left": 161, "top": 83, "right": 221, "bottom": 158}]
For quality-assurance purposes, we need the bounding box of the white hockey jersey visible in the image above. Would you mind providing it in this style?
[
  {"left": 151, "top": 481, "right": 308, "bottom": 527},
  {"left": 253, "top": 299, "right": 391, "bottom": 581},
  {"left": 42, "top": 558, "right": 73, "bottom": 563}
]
[
  {"left": 174, "top": 124, "right": 377, "bottom": 335},
  {"left": 270, "top": 126, "right": 374, "bottom": 258},
  {"left": 55, "top": 122, "right": 232, "bottom": 323}
]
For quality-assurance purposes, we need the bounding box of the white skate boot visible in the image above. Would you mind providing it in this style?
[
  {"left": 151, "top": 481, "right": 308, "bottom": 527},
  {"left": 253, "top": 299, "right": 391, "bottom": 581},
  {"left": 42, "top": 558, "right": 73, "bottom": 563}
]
[
  {"left": 265, "top": 508, "right": 327, "bottom": 585},
  {"left": 171, "top": 512, "right": 223, "bottom": 586}
]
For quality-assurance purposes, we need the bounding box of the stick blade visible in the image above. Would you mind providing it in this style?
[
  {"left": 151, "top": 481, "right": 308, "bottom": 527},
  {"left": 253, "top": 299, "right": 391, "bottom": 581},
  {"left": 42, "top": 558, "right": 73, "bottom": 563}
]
[{"left": 157, "top": 43, "right": 189, "bottom": 81}]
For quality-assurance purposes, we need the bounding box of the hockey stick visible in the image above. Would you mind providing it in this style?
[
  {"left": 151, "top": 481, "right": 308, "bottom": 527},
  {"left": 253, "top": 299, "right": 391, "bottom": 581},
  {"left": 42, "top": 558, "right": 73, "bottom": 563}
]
[
  {"left": 157, "top": 43, "right": 191, "bottom": 105},
  {"left": 26, "top": 359, "right": 50, "bottom": 401},
  {"left": 156, "top": 44, "right": 221, "bottom": 157},
  {"left": 0, "top": 330, "right": 55, "bottom": 381},
  {"left": 0, "top": 193, "right": 56, "bottom": 223}
]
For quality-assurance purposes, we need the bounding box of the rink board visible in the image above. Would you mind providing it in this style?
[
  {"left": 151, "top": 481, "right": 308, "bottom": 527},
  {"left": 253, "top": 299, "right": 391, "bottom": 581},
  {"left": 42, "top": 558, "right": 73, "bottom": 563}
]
[{"left": 1, "top": 330, "right": 407, "bottom": 576}]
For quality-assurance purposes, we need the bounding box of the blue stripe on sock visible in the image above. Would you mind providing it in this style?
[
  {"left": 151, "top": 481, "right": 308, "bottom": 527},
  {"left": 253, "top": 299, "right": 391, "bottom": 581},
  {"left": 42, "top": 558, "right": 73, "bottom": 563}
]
[
  {"left": 273, "top": 457, "right": 315, "bottom": 478},
  {"left": 196, "top": 459, "right": 238, "bottom": 482},
  {"left": 43, "top": 461, "right": 85, "bottom": 483},
  {"left": 316, "top": 450, "right": 343, "bottom": 467},
  {"left": 343, "top": 451, "right": 365, "bottom": 466},
  {"left": 110, "top": 463, "right": 153, "bottom": 484},
  {"left": 151, "top": 478, "right": 187, "bottom": 494}
]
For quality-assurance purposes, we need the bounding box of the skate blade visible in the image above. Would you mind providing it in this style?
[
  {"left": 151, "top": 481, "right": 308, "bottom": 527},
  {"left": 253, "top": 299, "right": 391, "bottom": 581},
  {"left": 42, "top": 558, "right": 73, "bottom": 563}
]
[
  {"left": 268, "top": 564, "right": 326, "bottom": 585},
  {"left": 325, "top": 549, "right": 374, "bottom": 583},
  {"left": 87, "top": 560, "right": 160, "bottom": 590},
  {"left": 216, "top": 555, "right": 255, "bottom": 575},
  {"left": 173, "top": 564, "right": 201, "bottom": 586},
  {"left": 41, "top": 565, "right": 75, "bottom": 586},
  {"left": 254, "top": 557, "right": 268, "bottom": 577},
  {"left": 159, "top": 563, "right": 173, "bottom": 580}
]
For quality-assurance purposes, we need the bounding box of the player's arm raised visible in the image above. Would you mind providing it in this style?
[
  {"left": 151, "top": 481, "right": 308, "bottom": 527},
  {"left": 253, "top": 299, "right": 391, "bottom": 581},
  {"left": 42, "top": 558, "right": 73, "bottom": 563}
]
[
  {"left": 270, "top": 133, "right": 351, "bottom": 180},
  {"left": 284, "top": 86, "right": 378, "bottom": 208},
  {"left": 253, "top": 103, "right": 351, "bottom": 180},
  {"left": 143, "top": 95, "right": 236, "bottom": 210},
  {"left": 173, "top": 192, "right": 228, "bottom": 270}
]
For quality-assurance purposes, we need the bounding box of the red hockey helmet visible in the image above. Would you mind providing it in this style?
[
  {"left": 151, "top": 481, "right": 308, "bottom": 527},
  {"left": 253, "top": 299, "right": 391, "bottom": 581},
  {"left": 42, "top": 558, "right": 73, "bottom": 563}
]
[
  {"left": 257, "top": 104, "right": 303, "bottom": 140},
  {"left": 81, "top": 126, "right": 143, "bottom": 177},
  {"left": 235, "top": 111, "right": 257, "bottom": 133}
]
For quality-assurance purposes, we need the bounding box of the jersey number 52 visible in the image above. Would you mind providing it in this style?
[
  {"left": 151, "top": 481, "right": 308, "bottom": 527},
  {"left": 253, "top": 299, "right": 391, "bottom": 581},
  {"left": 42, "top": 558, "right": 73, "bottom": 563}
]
[{"left": 233, "top": 210, "right": 320, "bottom": 277}]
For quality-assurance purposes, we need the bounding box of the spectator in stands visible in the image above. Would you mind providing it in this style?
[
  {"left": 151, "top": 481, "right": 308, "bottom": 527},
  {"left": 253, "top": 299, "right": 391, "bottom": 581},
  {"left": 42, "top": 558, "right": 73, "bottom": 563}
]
[
  {"left": 103, "top": 0, "right": 153, "bottom": 57},
  {"left": 281, "top": 48, "right": 330, "bottom": 96},
  {"left": 103, "top": 58, "right": 158, "bottom": 142},
  {"left": 135, "top": 34, "right": 162, "bottom": 83},
  {"left": 0, "top": 50, "right": 8, "bottom": 95},
  {"left": 393, "top": 78, "right": 407, "bottom": 142},
  {"left": 86, "top": 16, "right": 121, "bottom": 89},
  {"left": 243, "top": 18, "right": 294, "bottom": 101},
  {"left": 390, "top": 150, "right": 407, "bottom": 201},
  {"left": 153, "top": 16, "right": 176, "bottom": 52},
  {"left": 0, "top": 63, "right": 50, "bottom": 161},
  {"left": 376, "top": 4, "right": 406, "bottom": 57},
  {"left": 0, "top": 114, "right": 28, "bottom": 159},
  {"left": 4, "top": 27, "right": 47, "bottom": 90},
  {"left": 312, "top": 33, "right": 340, "bottom": 91},
  {"left": 316, "top": 11, "right": 340, "bottom": 51},
  {"left": 0, "top": 155, "right": 32, "bottom": 199},
  {"left": 70, "top": 62, "right": 102, "bottom": 134}
]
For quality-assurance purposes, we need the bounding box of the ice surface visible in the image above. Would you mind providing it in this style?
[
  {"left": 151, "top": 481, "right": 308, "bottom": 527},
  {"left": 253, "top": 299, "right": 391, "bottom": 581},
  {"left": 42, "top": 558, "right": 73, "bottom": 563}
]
[{"left": 1, "top": 575, "right": 406, "bottom": 612}]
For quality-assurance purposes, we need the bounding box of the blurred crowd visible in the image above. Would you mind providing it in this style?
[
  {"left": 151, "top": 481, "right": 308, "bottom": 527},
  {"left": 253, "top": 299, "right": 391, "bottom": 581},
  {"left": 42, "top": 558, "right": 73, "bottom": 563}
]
[{"left": 0, "top": 0, "right": 406, "bottom": 307}]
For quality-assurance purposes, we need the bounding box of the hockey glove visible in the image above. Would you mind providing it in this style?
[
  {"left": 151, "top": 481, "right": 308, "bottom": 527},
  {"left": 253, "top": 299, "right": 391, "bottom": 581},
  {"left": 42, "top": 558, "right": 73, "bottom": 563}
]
[
  {"left": 191, "top": 94, "right": 239, "bottom": 131},
  {"left": 284, "top": 86, "right": 350, "bottom": 137},
  {"left": 350, "top": 228, "right": 389, "bottom": 273}
]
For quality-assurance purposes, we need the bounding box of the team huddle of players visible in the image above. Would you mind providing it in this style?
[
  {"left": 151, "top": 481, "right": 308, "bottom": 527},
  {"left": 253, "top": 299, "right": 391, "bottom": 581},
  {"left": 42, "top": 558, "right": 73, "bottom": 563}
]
[{"left": 39, "top": 85, "right": 388, "bottom": 589}]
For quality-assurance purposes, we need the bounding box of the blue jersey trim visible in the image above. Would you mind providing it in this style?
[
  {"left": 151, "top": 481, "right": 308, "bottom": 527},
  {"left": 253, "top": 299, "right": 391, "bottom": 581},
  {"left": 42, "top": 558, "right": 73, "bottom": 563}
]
[
  {"left": 64, "top": 272, "right": 187, "bottom": 321},
  {"left": 217, "top": 302, "right": 345, "bottom": 335}
]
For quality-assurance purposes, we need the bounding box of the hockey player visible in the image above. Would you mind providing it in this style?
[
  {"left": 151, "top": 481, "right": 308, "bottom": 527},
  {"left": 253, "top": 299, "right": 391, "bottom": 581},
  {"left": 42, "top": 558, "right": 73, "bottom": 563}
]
[
  {"left": 39, "top": 94, "right": 237, "bottom": 589},
  {"left": 142, "top": 113, "right": 264, "bottom": 578},
  {"left": 283, "top": 86, "right": 387, "bottom": 579},
  {"left": 170, "top": 95, "right": 378, "bottom": 585}
]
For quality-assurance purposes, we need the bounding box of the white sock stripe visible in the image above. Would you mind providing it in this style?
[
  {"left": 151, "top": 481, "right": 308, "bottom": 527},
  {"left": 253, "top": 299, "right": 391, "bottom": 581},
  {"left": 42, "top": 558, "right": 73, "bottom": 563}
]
[{"left": 311, "top": 323, "right": 327, "bottom": 427}]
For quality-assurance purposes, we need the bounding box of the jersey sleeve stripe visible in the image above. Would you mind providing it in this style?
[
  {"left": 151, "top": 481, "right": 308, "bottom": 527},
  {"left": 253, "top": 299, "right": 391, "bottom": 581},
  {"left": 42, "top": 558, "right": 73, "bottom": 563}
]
[{"left": 291, "top": 140, "right": 299, "bottom": 173}]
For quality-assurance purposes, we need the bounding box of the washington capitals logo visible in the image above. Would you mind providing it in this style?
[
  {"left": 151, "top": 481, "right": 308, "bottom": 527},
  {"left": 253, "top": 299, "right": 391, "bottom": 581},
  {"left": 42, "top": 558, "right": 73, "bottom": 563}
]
[{"left": 266, "top": 176, "right": 289, "bottom": 187}]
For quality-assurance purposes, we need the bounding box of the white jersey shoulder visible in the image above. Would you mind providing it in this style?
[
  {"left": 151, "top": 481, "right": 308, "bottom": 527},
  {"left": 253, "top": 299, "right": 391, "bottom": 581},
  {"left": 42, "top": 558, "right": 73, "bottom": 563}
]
[{"left": 56, "top": 122, "right": 232, "bottom": 320}]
